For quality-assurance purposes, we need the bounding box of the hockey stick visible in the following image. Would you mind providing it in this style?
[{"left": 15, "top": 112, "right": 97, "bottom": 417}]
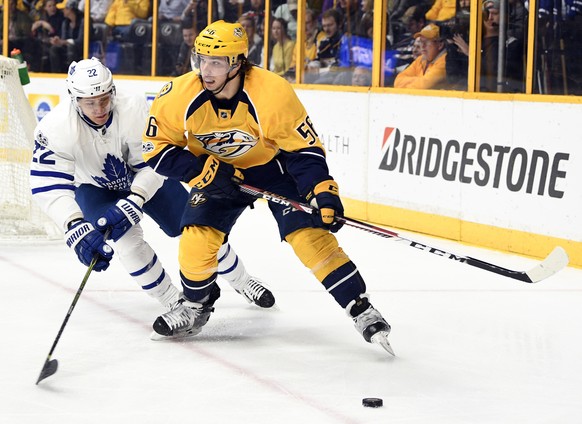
[
  {"left": 238, "top": 183, "right": 569, "bottom": 284},
  {"left": 36, "top": 229, "right": 111, "bottom": 385}
]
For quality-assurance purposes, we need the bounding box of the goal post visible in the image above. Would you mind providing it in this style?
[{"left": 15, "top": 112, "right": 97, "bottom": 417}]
[{"left": 0, "top": 55, "right": 61, "bottom": 240}]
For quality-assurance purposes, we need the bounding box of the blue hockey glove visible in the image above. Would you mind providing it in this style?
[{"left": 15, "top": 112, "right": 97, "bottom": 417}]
[
  {"left": 65, "top": 220, "right": 113, "bottom": 271},
  {"left": 307, "top": 179, "right": 345, "bottom": 233},
  {"left": 189, "top": 155, "right": 244, "bottom": 199},
  {"left": 95, "top": 194, "right": 144, "bottom": 242}
]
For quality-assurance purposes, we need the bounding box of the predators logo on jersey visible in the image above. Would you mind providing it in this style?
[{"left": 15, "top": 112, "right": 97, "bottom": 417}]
[
  {"left": 143, "top": 66, "right": 326, "bottom": 172},
  {"left": 196, "top": 129, "right": 257, "bottom": 158}
]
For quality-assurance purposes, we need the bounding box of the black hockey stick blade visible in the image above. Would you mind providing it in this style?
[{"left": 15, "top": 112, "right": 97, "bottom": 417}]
[
  {"left": 35, "top": 229, "right": 110, "bottom": 385},
  {"left": 36, "top": 358, "right": 58, "bottom": 385},
  {"left": 238, "top": 184, "right": 570, "bottom": 283}
]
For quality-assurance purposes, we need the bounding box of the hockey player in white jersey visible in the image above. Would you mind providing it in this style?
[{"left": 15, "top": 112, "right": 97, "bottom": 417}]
[{"left": 30, "top": 58, "right": 275, "bottom": 331}]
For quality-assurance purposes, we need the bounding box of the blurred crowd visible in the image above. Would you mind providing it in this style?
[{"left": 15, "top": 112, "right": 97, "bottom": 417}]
[{"left": 1, "top": 0, "right": 581, "bottom": 93}]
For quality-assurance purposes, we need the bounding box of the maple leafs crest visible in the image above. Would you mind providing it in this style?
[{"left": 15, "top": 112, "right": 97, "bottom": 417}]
[{"left": 92, "top": 154, "right": 133, "bottom": 190}]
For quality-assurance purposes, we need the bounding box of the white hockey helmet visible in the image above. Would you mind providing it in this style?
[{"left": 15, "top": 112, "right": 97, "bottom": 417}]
[
  {"left": 66, "top": 57, "right": 115, "bottom": 97},
  {"left": 66, "top": 57, "right": 116, "bottom": 117}
]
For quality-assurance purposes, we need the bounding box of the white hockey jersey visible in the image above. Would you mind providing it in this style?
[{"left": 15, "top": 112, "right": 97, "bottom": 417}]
[{"left": 30, "top": 90, "right": 165, "bottom": 231}]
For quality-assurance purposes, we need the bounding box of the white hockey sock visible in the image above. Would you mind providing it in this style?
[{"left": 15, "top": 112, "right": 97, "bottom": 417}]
[
  {"left": 217, "top": 243, "right": 249, "bottom": 290},
  {"left": 146, "top": 274, "right": 180, "bottom": 309}
]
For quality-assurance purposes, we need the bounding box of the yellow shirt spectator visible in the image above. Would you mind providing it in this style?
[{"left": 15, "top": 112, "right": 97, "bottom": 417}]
[
  {"left": 105, "top": 0, "right": 149, "bottom": 27},
  {"left": 425, "top": 0, "right": 456, "bottom": 22},
  {"left": 394, "top": 23, "right": 448, "bottom": 89}
]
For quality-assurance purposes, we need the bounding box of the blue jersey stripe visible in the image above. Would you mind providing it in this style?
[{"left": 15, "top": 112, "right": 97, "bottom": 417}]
[
  {"left": 30, "top": 170, "right": 75, "bottom": 180},
  {"left": 32, "top": 184, "right": 76, "bottom": 194}
]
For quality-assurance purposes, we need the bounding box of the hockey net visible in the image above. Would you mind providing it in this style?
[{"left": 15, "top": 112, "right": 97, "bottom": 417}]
[{"left": 0, "top": 55, "right": 61, "bottom": 241}]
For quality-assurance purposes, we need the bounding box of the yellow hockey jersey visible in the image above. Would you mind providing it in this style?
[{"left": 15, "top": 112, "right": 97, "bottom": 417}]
[{"left": 143, "top": 66, "right": 330, "bottom": 196}]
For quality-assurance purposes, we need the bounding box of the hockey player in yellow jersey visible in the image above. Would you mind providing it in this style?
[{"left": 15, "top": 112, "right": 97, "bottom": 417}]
[{"left": 142, "top": 20, "right": 394, "bottom": 354}]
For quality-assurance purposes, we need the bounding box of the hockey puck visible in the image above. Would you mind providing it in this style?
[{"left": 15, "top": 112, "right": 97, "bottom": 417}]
[{"left": 362, "top": 397, "right": 383, "bottom": 408}]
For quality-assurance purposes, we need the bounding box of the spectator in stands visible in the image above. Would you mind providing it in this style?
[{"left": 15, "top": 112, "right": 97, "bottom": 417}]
[
  {"left": 447, "top": 0, "right": 525, "bottom": 92},
  {"left": 48, "top": 0, "right": 85, "bottom": 73},
  {"left": 394, "top": 23, "right": 447, "bottom": 89},
  {"left": 325, "top": 0, "right": 360, "bottom": 35},
  {"left": 425, "top": 0, "right": 456, "bottom": 23},
  {"left": 78, "top": 0, "right": 113, "bottom": 23},
  {"left": 308, "top": 0, "right": 324, "bottom": 14},
  {"left": 239, "top": 12, "right": 263, "bottom": 66},
  {"left": 442, "top": 6, "right": 470, "bottom": 90},
  {"left": 5, "top": 0, "right": 35, "bottom": 69},
  {"left": 210, "top": 0, "right": 239, "bottom": 23},
  {"left": 242, "top": 0, "right": 266, "bottom": 38},
  {"left": 31, "top": 0, "right": 65, "bottom": 39},
  {"left": 181, "top": 0, "right": 209, "bottom": 32},
  {"left": 269, "top": 17, "right": 295, "bottom": 77},
  {"left": 351, "top": 65, "right": 371, "bottom": 85},
  {"left": 305, "top": 8, "right": 345, "bottom": 82},
  {"left": 104, "top": 0, "right": 149, "bottom": 40},
  {"left": 30, "top": 0, "right": 64, "bottom": 71},
  {"left": 273, "top": 0, "right": 297, "bottom": 39},
  {"left": 156, "top": 0, "right": 190, "bottom": 75},
  {"left": 159, "top": 0, "right": 189, "bottom": 22},
  {"left": 389, "top": 5, "right": 427, "bottom": 83},
  {"left": 390, "top": 0, "right": 431, "bottom": 22},
  {"left": 356, "top": 0, "right": 373, "bottom": 38},
  {"left": 480, "top": 0, "right": 524, "bottom": 92},
  {"left": 172, "top": 18, "right": 197, "bottom": 76},
  {"left": 287, "top": 8, "right": 325, "bottom": 81}
]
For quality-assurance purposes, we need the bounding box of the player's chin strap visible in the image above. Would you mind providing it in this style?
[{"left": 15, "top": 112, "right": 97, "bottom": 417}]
[
  {"left": 79, "top": 111, "right": 113, "bottom": 135},
  {"left": 204, "top": 63, "right": 243, "bottom": 96}
]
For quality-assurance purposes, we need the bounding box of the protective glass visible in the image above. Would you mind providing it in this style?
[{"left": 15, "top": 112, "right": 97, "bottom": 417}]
[{"left": 191, "top": 53, "right": 232, "bottom": 76}]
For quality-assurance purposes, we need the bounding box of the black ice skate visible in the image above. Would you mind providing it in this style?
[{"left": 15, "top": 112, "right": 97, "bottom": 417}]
[
  {"left": 347, "top": 295, "right": 395, "bottom": 356},
  {"left": 150, "top": 296, "right": 214, "bottom": 341},
  {"left": 231, "top": 276, "right": 275, "bottom": 308}
]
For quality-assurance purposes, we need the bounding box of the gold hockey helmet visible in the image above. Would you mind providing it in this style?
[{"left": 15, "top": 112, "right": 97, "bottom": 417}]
[{"left": 194, "top": 20, "right": 249, "bottom": 66}]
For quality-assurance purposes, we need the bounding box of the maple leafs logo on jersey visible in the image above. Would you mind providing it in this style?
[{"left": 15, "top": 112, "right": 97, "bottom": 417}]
[
  {"left": 196, "top": 130, "right": 257, "bottom": 158},
  {"left": 92, "top": 154, "right": 133, "bottom": 190}
]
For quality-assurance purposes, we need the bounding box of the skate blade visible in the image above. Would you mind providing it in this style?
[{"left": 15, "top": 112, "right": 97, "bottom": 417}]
[
  {"left": 371, "top": 331, "right": 395, "bottom": 356},
  {"left": 150, "top": 328, "right": 202, "bottom": 341}
]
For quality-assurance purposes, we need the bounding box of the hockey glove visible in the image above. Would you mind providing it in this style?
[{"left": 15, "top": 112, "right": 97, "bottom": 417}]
[
  {"left": 189, "top": 155, "right": 244, "bottom": 199},
  {"left": 307, "top": 180, "right": 345, "bottom": 233},
  {"left": 65, "top": 220, "right": 114, "bottom": 271},
  {"left": 95, "top": 194, "right": 144, "bottom": 242}
]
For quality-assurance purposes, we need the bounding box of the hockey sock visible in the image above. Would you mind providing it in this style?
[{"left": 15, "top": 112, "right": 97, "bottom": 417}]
[
  {"left": 180, "top": 271, "right": 221, "bottom": 305},
  {"left": 321, "top": 261, "right": 367, "bottom": 308},
  {"left": 217, "top": 243, "right": 249, "bottom": 288}
]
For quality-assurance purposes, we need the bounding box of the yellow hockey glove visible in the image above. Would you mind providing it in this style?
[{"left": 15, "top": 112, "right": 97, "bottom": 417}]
[
  {"left": 307, "top": 179, "right": 345, "bottom": 233},
  {"left": 189, "top": 155, "right": 244, "bottom": 199}
]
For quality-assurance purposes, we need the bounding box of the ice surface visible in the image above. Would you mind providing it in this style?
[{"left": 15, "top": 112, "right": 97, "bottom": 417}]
[{"left": 1, "top": 201, "right": 581, "bottom": 424}]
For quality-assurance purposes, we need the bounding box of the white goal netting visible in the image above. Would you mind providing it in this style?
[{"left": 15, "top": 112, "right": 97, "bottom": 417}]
[{"left": 0, "top": 55, "right": 61, "bottom": 241}]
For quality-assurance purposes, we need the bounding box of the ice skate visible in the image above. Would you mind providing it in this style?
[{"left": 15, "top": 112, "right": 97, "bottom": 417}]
[
  {"left": 347, "top": 295, "right": 395, "bottom": 356},
  {"left": 230, "top": 276, "right": 275, "bottom": 308},
  {"left": 150, "top": 297, "right": 214, "bottom": 341}
]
